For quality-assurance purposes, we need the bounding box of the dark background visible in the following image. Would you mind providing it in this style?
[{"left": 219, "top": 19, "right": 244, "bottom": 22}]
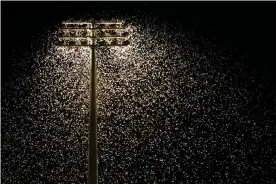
[
  {"left": 1, "top": 1, "right": 276, "bottom": 183},
  {"left": 2, "top": 1, "right": 276, "bottom": 82}
]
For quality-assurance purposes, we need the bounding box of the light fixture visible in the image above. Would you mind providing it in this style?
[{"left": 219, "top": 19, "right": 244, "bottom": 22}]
[
  {"left": 57, "top": 20, "right": 131, "bottom": 184},
  {"left": 122, "top": 40, "right": 130, "bottom": 46},
  {"left": 110, "top": 39, "right": 118, "bottom": 46},
  {"left": 109, "top": 24, "right": 117, "bottom": 28},
  {"left": 121, "top": 32, "right": 129, "bottom": 37},
  {"left": 98, "top": 40, "right": 107, "bottom": 46}
]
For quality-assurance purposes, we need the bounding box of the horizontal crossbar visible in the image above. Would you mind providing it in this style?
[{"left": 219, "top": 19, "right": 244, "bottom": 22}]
[
  {"left": 59, "top": 27, "right": 128, "bottom": 30},
  {"left": 62, "top": 22, "right": 125, "bottom": 25},
  {"left": 58, "top": 36, "right": 128, "bottom": 39},
  {"left": 57, "top": 44, "right": 129, "bottom": 47}
]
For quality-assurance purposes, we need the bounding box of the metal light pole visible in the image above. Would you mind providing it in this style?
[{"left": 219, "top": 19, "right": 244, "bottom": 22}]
[{"left": 57, "top": 20, "right": 130, "bottom": 184}]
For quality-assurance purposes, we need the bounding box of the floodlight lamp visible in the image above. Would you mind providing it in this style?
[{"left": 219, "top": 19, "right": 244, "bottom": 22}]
[
  {"left": 109, "top": 24, "right": 117, "bottom": 28},
  {"left": 66, "top": 24, "right": 75, "bottom": 29},
  {"left": 58, "top": 30, "right": 66, "bottom": 37},
  {"left": 110, "top": 39, "right": 118, "bottom": 45},
  {"left": 97, "top": 31, "right": 105, "bottom": 37},
  {"left": 109, "top": 31, "right": 117, "bottom": 36},
  {"left": 120, "top": 23, "right": 128, "bottom": 29},
  {"left": 122, "top": 40, "right": 130, "bottom": 46},
  {"left": 80, "top": 40, "right": 88, "bottom": 46},
  {"left": 121, "top": 32, "right": 129, "bottom": 37},
  {"left": 58, "top": 40, "right": 66, "bottom": 46},
  {"left": 97, "top": 24, "right": 106, "bottom": 29},
  {"left": 69, "top": 30, "right": 77, "bottom": 36},
  {"left": 79, "top": 30, "right": 88, "bottom": 37},
  {"left": 68, "top": 40, "right": 76, "bottom": 46},
  {"left": 79, "top": 24, "right": 89, "bottom": 28},
  {"left": 98, "top": 40, "right": 107, "bottom": 46}
]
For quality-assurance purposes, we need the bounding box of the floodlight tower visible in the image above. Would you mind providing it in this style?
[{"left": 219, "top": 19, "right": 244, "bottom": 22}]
[{"left": 57, "top": 20, "right": 130, "bottom": 184}]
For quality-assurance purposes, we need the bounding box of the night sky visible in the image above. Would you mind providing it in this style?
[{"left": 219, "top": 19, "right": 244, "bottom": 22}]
[{"left": 2, "top": 2, "right": 276, "bottom": 184}]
